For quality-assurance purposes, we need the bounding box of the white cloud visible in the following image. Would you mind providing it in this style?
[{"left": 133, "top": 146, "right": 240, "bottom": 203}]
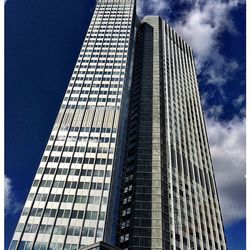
[
  {"left": 173, "top": 0, "right": 241, "bottom": 53},
  {"left": 205, "top": 104, "right": 224, "bottom": 119},
  {"left": 5, "top": 176, "right": 22, "bottom": 215},
  {"left": 233, "top": 94, "right": 245, "bottom": 108},
  {"left": 239, "top": 107, "right": 246, "bottom": 116},
  {"left": 203, "top": 52, "right": 239, "bottom": 85},
  {"left": 174, "top": 4, "right": 217, "bottom": 58},
  {"left": 137, "top": 0, "right": 243, "bottom": 85},
  {"left": 173, "top": 0, "right": 242, "bottom": 83},
  {"left": 205, "top": 116, "right": 246, "bottom": 225},
  {"left": 137, "top": 0, "right": 169, "bottom": 17}
]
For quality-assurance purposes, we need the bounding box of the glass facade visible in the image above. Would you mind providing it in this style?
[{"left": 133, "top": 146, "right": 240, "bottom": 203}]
[
  {"left": 9, "top": 0, "right": 137, "bottom": 249},
  {"left": 117, "top": 16, "right": 227, "bottom": 250},
  {"left": 9, "top": 1, "right": 227, "bottom": 250}
]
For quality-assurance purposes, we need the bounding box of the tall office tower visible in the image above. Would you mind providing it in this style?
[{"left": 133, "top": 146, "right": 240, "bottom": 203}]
[
  {"left": 9, "top": 1, "right": 227, "bottom": 250},
  {"left": 116, "top": 16, "right": 227, "bottom": 250},
  {"left": 9, "top": 0, "right": 137, "bottom": 249}
]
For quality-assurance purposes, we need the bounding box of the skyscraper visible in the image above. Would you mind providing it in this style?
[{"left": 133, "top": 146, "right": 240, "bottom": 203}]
[
  {"left": 116, "top": 16, "right": 227, "bottom": 250},
  {"left": 10, "top": 0, "right": 137, "bottom": 249},
  {"left": 9, "top": 0, "right": 227, "bottom": 250}
]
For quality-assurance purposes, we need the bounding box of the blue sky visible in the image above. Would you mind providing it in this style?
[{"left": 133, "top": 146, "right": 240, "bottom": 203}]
[{"left": 5, "top": 0, "right": 246, "bottom": 249}]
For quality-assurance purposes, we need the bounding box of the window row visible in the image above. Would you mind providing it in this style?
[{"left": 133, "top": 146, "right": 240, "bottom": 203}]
[
  {"left": 17, "top": 222, "right": 104, "bottom": 238},
  {"left": 42, "top": 156, "right": 113, "bottom": 165},
  {"left": 54, "top": 126, "right": 116, "bottom": 134},
  {"left": 40, "top": 167, "right": 111, "bottom": 178},
  {"left": 26, "top": 193, "right": 107, "bottom": 205},
  {"left": 86, "top": 34, "right": 127, "bottom": 38},
  {"left": 21, "top": 207, "right": 106, "bottom": 221},
  {"left": 67, "top": 97, "right": 121, "bottom": 103},
  {"left": 49, "top": 135, "right": 116, "bottom": 143},
  {"left": 84, "top": 44, "right": 129, "bottom": 48},
  {"left": 33, "top": 179, "right": 110, "bottom": 190},
  {"left": 72, "top": 76, "right": 124, "bottom": 81},
  {"left": 69, "top": 83, "right": 121, "bottom": 89},
  {"left": 74, "top": 72, "right": 124, "bottom": 77},
  {"left": 61, "top": 105, "right": 119, "bottom": 110},
  {"left": 46, "top": 145, "right": 114, "bottom": 154},
  {"left": 67, "top": 90, "right": 122, "bottom": 96},
  {"left": 80, "top": 59, "right": 126, "bottom": 64},
  {"left": 78, "top": 65, "right": 126, "bottom": 70}
]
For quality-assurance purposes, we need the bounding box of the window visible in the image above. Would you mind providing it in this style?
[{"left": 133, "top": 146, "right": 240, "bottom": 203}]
[
  {"left": 99, "top": 212, "right": 105, "bottom": 220},
  {"left": 120, "top": 233, "right": 129, "bottom": 243},
  {"left": 82, "top": 227, "right": 95, "bottom": 237},
  {"left": 85, "top": 211, "right": 98, "bottom": 220},
  {"left": 54, "top": 225, "right": 66, "bottom": 235},
  {"left": 62, "top": 195, "right": 74, "bottom": 203},
  {"left": 49, "top": 243, "right": 63, "bottom": 249},
  {"left": 71, "top": 210, "right": 84, "bottom": 219},
  {"left": 57, "top": 209, "right": 70, "bottom": 218},
  {"left": 16, "top": 223, "right": 24, "bottom": 232},
  {"left": 22, "top": 207, "right": 29, "bottom": 216},
  {"left": 102, "top": 197, "right": 107, "bottom": 205},
  {"left": 24, "top": 223, "right": 38, "bottom": 233},
  {"left": 75, "top": 195, "right": 87, "bottom": 204},
  {"left": 48, "top": 194, "right": 60, "bottom": 202},
  {"left": 96, "top": 228, "right": 103, "bottom": 238},
  {"left": 64, "top": 244, "right": 78, "bottom": 250},
  {"left": 9, "top": 240, "right": 18, "bottom": 250},
  {"left": 27, "top": 193, "right": 35, "bottom": 201},
  {"left": 68, "top": 226, "right": 81, "bottom": 236},
  {"left": 33, "top": 180, "right": 39, "bottom": 187}
]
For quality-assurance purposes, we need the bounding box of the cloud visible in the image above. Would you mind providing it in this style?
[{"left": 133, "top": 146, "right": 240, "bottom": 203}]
[
  {"left": 137, "top": 0, "right": 169, "bottom": 17},
  {"left": 5, "top": 176, "right": 22, "bottom": 215},
  {"left": 173, "top": 0, "right": 243, "bottom": 84},
  {"left": 137, "top": 0, "right": 244, "bottom": 86},
  {"left": 174, "top": 0, "right": 240, "bottom": 56},
  {"left": 233, "top": 94, "right": 245, "bottom": 108},
  {"left": 205, "top": 115, "right": 246, "bottom": 225},
  {"left": 205, "top": 104, "right": 224, "bottom": 119},
  {"left": 202, "top": 52, "right": 239, "bottom": 85}
]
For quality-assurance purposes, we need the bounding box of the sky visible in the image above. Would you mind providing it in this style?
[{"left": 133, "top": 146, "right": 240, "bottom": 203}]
[{"left": 4, "top": 0, "right": 246, "bottom": 249}]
